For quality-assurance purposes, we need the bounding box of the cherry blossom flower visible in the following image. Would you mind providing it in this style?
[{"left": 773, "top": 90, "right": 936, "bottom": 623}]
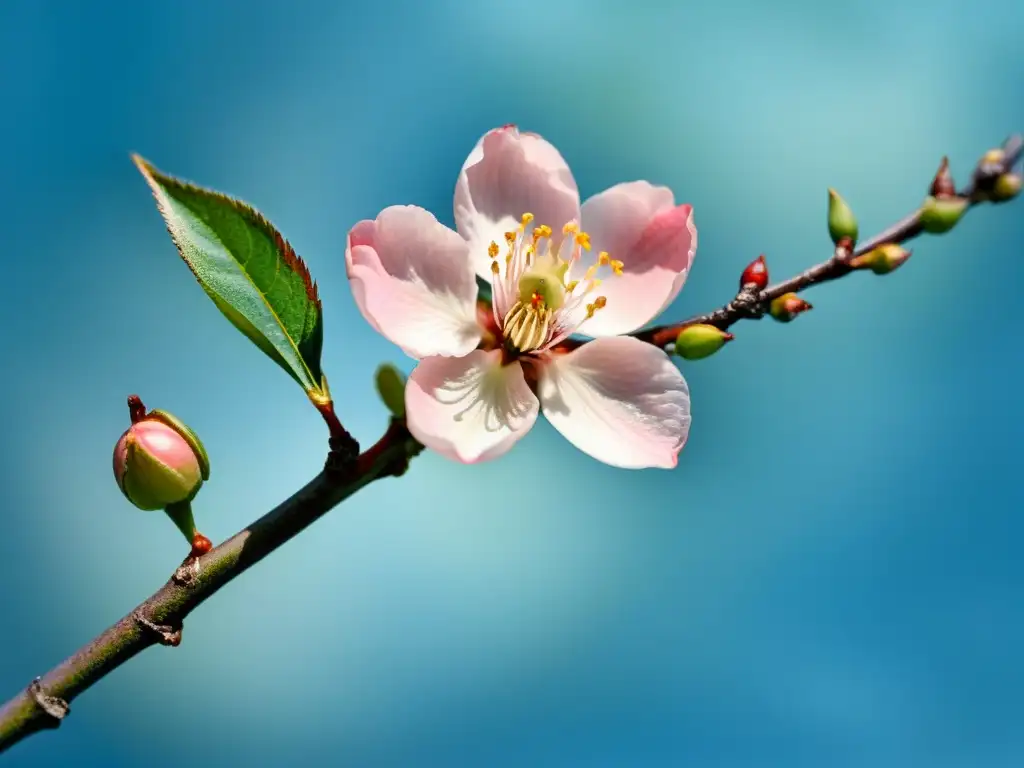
[{"left": 345, "top": 125, "right": 697, "bottom": 469}]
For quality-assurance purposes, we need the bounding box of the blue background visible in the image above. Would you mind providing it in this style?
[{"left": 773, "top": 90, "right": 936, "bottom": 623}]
[{"left": 1, "top": 0, "right": 1022, "bottom": 765}]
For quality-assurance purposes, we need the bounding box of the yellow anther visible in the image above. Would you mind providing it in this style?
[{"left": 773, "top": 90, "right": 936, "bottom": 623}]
[
  {"left": 566, "top": 280, "right": 579, "bottom": 293},
  {"left": 610, "top": 259, "right": 624, "bottom": 276},
  {"left": 504, "top": 231, "right": 517, "bottom": 244},
  {"left": 584, "top": 296, "right": 607, "bottom": 319},
  {"left": 532, "top": 224, "right": 552, "bottom": 241},
  {"left": 598, "top": 251, "right": 611, "bottom": 267},
  {"left": 563, "top": 221, "right": 579, "bottom": 235},
  {"left": 520, "top": 212, "right": 534, "bottom": 227},
  {"left": 575, "top": 231, "right": 592, "bottom": 251},
  {"left": 488, "top": 241, "right": 500, "bottom": 258},
  {"left": 491, "top": 260, "right": 500, "bottom": 274}
]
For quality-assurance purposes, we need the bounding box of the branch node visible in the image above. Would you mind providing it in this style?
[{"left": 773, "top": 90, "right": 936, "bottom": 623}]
[
  {"left": 325, "top": 432, "right": 361, "bottom": 477},
  {"left": 172, "top": 557, "right": 202, "bottom": 588},
  {"left": 28, "top": 679, "right": 68, "bottom": 725},
  {"left": 833, "top": 238, "right": 855, "bottom": 264},
  {"left": 731, "top": 287, "right": 766, "bottom": 320},
  {"left": 133, "top": 610, "right": 183, "bottom": 647}
]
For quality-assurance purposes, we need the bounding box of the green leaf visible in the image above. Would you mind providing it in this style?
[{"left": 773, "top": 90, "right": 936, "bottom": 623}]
[{"left": 133, "top": 155, "right": 327, "bottom": 401}]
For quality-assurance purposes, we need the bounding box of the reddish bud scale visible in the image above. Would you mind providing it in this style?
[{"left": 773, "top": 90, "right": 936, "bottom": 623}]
[
  {"left": 930, "top": 156, "right": 956, "bottom": 198},
  {"left": 127, "top": 394, "right": 147, "bottom": 424},
  {"left": 740, "top": 255, "right": 769, "bottom": 291}
]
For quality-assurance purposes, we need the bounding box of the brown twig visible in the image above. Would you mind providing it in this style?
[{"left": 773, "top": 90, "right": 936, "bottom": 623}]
[
  {"left": 0, "top": 135, "right": 1019, "bottom": 758},
  {"left": 630, "top": 135, "right": 1023, "bottom": 349},
  {"left": 0, "top": 420, "right": 420, "bottom": 755}
]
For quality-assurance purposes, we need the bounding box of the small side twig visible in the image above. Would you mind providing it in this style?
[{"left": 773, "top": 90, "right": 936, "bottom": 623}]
[{"left": 630, "top": 134, "right": 1023, "bottom": 348}]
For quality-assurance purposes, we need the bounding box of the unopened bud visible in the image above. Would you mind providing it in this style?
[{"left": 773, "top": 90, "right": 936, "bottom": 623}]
[
  {"left": 375, "top": 363, "right": 407, "bottom": 418},
  {"left": 827, "top": 188, "right": 858, "bottom": 246},
  {"left": 739, "top": 255, "right": 769, "bottom": 291},
  {"left": 674, "top": 324, "right": 734, "bottom": 360},
  {"left": 919, "top": 195, "right": 969, "bottom": 233},
  {"left": 113, "top": 399, "right": 209, "bottom": 512},
  {"left": 981, "top": 148, "right": 1005, "bottom": 167},
  {"left": 991, "top": 172, "right": 1022, "bottom": 203},
  {"left": 769, "top": 293, "right": 812, "bottom": 323},
  {"left": 929, "top": 156, "right": 957, "bottom": 198},
  {"left": 848, "top": 243, "right": 912, "bottom": 275}
]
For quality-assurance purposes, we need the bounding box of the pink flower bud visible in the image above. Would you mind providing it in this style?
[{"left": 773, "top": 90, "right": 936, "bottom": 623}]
[{"left": 113, "top": 416, "right": 206, "bottom": 511}]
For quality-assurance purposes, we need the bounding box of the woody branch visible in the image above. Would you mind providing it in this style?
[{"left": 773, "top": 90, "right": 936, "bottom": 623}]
[
  {"left": 0, "top": 135, "right": 1019, "bottom": 758},
  {"left": 625, "top": 135, "right": 1023, "bottom": 351}
]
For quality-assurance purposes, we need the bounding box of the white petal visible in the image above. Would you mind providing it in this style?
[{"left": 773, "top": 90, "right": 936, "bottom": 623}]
[
  {"left": 454, "top": 125, "right": 581, "bottom": 282},
  {"left": 405, "top": 350, "right": 540, "bottom": 464},
  {"left": 346, "top": 206, "right": 481, "bottom": 359},
  {"left": 538, "top": 337, "right": 691, "bottom": 469}
]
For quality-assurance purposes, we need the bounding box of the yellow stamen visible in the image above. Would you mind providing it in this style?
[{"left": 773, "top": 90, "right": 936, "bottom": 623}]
[
  {"left": 575, "top": 232, "right": 592, "bottom": 251},
  {"left": 520, "top": 212, "right": 534, "bottom": 228},
  {"left": 488, "top": 241, "right": 499, "bottom": 258},
  {"left": 565, "top": 280, "right": 579, "bottom": 293},
  {"left": 504, "top": 231, "right": 517, "bottom": 245},
  {"left": 491, "top": 261, "right": 500, "bottom": 274},
  {"left": 563, "top": 221, "right": 579, "bottom": 235},
  {"left": 610, "top": 259, "right": 624, "bottom": 276},
  {"left": 598, "top": 251, "right": 611, "bottom": 267}
]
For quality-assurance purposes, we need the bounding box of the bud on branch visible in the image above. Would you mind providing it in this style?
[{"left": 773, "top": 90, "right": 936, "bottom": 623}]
[{"left": 0, "top": 133, "right": 1020, "bottom": 758}]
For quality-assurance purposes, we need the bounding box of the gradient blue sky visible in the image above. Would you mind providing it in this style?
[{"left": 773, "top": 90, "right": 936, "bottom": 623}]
[{"left": 1, "top": 0, "right": 1022, "bottom": 766}]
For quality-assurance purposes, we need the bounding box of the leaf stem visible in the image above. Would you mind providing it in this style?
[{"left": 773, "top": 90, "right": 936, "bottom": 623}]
[{"left": 315, "top": 399, "right": 361, "bottom": 473}]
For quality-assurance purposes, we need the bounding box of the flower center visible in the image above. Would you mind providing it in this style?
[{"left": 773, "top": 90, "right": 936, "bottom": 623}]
[{"left": 488, "top": 214, "right": 622, "bottom": 355}]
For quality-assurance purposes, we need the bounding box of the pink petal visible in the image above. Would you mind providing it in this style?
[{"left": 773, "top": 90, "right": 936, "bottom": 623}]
[
  {"left": 405, "top": 350, "right": 540, "bottom": 464},
  {"left": 576, "top": 182, "right": 698, "bottom": 337},
  {"left": 454, "top": 125, "right": 581, "bottom": 282},
  {"left": 346, "top": 206, "right": 481, "bottom": 360},
  {"left": 537, "top": 337, "right": 691, "bottom": 469}
]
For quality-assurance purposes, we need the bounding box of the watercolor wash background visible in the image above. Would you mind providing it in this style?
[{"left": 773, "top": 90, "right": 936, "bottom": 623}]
[{"left": 1, "top": 0, "right": 1022, "bottom": 765}]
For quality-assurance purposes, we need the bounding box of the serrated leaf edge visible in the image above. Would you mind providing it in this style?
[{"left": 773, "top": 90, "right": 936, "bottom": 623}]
[{"left": 131, "top": 153, "right": 326, "bottom": 397}]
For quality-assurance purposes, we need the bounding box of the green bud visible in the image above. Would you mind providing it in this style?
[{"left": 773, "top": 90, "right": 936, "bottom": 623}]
[
  {"left": 919, "top": 195, "right": 969, "bottom": 233},
  {"left": 827, "top": 188, "right": 859, "bottom": 245},
  {"left": 991, "top": 172, "right": 1022, "bottom": 203},
  {"left": 375, "top": 363, "right": 407, "bottom": 418},
  {"left": 769, "top": 293, "right": 812, "bottom": 323},
  {"left": 674, "top": 324, "right": 734, "bottom": 360},
  {"left": 848, "top": 243, "right": 912, "bottom": 275}
]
